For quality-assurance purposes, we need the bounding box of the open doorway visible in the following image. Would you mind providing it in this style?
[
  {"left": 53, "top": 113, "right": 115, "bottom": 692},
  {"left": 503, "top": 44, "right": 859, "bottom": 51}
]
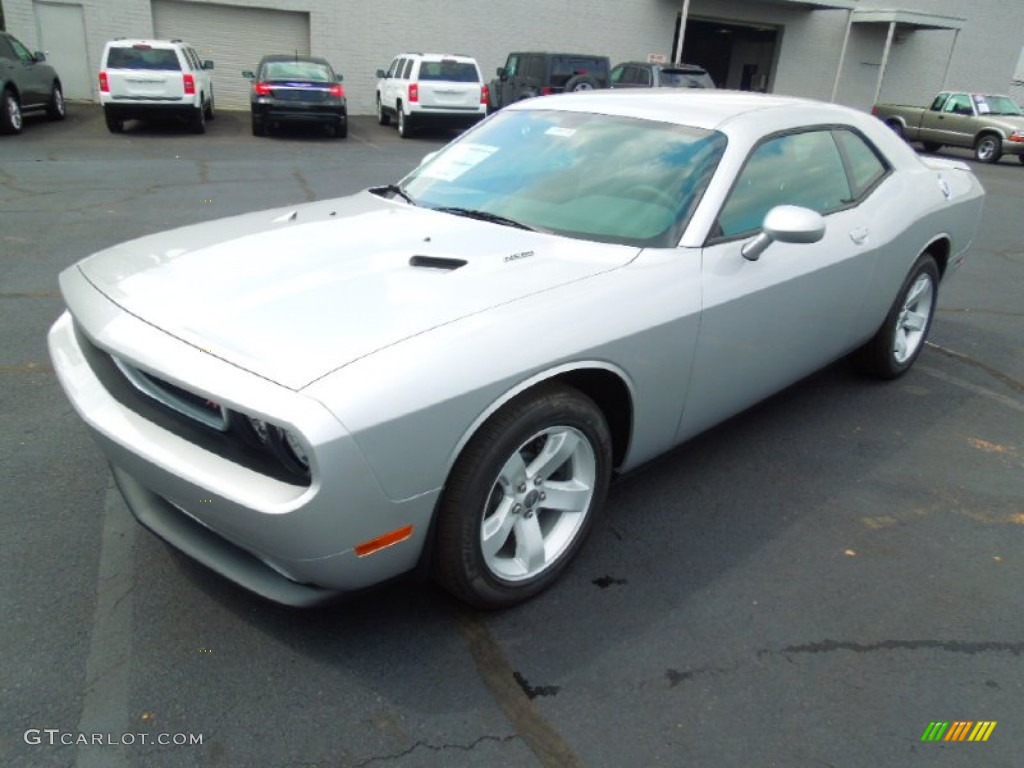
[{"left": 672, "top": 18, "right": 780, "bottom": 92}]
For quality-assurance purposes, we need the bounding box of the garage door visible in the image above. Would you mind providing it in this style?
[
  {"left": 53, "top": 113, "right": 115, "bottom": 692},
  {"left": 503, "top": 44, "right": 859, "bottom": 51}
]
[{"left": 152, "top": 1, "right": 310, "bottom": 110}]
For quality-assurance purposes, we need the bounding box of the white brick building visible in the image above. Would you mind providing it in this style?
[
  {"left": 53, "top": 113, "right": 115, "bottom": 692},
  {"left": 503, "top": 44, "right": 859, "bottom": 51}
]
[{"left": 4, "top": 0, "right": 1023, "bottom": 115}]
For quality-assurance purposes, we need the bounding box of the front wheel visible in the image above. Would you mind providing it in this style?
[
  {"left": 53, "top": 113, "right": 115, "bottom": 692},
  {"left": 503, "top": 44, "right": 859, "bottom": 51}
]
[
  {"left": 1, "top": 89, "right": 22, "bottom": 134},
  {"left": 376, "top": 96, "right": 390, "bottom": 126},
  {"left": 191, "top": 104, "right": 206, "bottom": 134},
  {"left": 433, "top": 384, "right": 612, "bottom": 609},
  {"left": 974, "top": 134, "right": 1001, "bottom": 163},
  {"left": 47, "top": 82, "right": 66, "bottom": 120},
  {"left": 205, "top": 90, "right": 215, "bottom": 120},
  {"left": 857, "top": 253, "right": 939, "bottom": 379}
]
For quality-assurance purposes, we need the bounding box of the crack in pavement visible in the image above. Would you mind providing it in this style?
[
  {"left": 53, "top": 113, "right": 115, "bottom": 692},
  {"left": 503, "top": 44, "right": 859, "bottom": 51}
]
[
  {"left": 351, "top": 734, "right": 520, "bottom": 767},
  {"left": 925, "top": 342, "right": 1024, "bottom": 395},
  {"left": 456, "top": 609, "right": 584, "bottom": 768}
]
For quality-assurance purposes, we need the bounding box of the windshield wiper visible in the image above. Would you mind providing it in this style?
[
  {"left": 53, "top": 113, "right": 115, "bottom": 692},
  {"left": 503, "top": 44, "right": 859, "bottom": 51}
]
[
  {"left": 373, "top": 184, "right": 417, "bottom": 206},
  {"left": 431, "top": 206, "right": 542, "bottom": 232}
]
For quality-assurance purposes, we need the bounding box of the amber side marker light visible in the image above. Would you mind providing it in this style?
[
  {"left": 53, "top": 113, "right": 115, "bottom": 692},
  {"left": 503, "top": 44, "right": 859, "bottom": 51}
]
[{"left": 354, "top": 525, "right": 414, "bottom": 557}]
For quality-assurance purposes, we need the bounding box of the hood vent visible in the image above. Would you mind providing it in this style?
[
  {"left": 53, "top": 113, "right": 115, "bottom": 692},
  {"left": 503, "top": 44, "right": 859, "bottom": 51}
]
[{"left": 409, "top": 255, "right": 467, "bottom": 271}]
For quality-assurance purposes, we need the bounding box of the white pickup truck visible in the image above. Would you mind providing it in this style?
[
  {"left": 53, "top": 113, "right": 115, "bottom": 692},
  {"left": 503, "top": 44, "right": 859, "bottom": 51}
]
[{"left": 872, "top": 91, "right": 1024, "bottom": 164}]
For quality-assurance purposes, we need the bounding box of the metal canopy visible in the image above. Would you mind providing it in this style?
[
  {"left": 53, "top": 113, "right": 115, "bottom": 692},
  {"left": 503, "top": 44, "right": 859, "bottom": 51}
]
[{"left": 838, "top": 9, "right": 966, "bottom": 104}]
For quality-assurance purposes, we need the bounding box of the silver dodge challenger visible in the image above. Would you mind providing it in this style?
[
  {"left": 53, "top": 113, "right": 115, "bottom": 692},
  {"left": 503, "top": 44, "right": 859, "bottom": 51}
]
[{"left": 48, "top": 90, "right": 984, "bottom": 609}]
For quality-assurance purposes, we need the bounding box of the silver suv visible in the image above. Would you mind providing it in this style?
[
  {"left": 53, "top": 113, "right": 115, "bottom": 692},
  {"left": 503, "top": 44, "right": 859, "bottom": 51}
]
[
  {"left": 375, "top": 53, "right": 487, "bottom": 139},
  {"left": 99, "top": 39, "right": 215, "bottom": 134}
]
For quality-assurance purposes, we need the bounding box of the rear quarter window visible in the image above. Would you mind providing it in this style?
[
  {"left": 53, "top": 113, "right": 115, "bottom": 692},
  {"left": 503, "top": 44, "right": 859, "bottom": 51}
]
[{"left": 107, "top": 47, "right": 181, "bottom": 71}]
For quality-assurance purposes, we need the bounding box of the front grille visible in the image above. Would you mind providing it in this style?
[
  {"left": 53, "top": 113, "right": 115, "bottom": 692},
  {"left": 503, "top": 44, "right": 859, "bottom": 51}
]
[{"left": 112, "top": 357, "right": 229, "bottom": 431}]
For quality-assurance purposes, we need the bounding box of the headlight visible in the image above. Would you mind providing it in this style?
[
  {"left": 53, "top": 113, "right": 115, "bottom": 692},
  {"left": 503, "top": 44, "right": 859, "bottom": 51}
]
[
  {"left": 229, "top": 412, "right": 310, "bottom": 479},
  {"left": 269, "top": 427, "right": 310, "bottom": 476}
]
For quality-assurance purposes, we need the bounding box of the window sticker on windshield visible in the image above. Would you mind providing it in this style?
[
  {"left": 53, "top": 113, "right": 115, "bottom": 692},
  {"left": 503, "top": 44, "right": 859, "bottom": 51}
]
[
  {"left": 545, "top": 127, "right": 576, "bottom": 138},
  {"left": 420, "top": 143, "right": 498, "bottom": 181}
]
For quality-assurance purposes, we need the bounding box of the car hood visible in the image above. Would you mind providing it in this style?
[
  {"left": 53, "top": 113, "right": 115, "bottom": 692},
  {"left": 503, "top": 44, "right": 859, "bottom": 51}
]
[{"left": 75, "top": 191, "right": 638, "bottom": 389}]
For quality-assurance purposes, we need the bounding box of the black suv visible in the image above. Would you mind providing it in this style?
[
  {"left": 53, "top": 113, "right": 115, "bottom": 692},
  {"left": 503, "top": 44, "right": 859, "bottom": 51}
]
[
  {"left": 490, "top": 52, "right": 610, "bottom": 111},
  {"left": 610, "top": 61, "right": 715, "bottom": 90},
  {"left": 0, "top": 31, "right": 65, "bottom": 134}
]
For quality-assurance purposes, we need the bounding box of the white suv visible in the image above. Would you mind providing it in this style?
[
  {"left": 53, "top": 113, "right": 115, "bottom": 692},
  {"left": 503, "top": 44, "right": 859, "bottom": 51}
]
[
  {"left": 99, "top": 39, "right": 215, "bottom": 134},
  {"left": 375, "top": 53, "right": 487, "bottom": 138}
]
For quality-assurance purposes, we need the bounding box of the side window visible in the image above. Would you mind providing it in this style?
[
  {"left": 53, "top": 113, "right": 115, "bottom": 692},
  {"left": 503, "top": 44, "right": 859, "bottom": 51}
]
[
  {"left": 833, "top": 129, "right": 889, "bottom": 199},
  {"left": 8, "top": 35, "right": 34, "bottom": 63},
  {"left": 402, "top": 58, "right": 414, "bottom": 79},
  {"left": 386, "top": 58, "right": 400, "bottom": 78},
  {"left": 527, "top": 56, "right": 546, "bottom": 80},
  {"left": 610, "top": 65, "right": 626, "bottom": 85},
  {"left": 635, "top": 67, "right": 652, "bottom": 86},
  {"left": 716, "top": 130, "right": 852, "bottom": 238},
  {"left": 505, "top": 55, "right": 518, "bottom": 77},
  {"left": 929, "top": 93, "right": 949, "bottom": 112},
  {"left": 944, "top": 93, "right": 972, "bottom": 115},
  {"left": 0, "top": 37, "right": 16, "bottom": 60}
]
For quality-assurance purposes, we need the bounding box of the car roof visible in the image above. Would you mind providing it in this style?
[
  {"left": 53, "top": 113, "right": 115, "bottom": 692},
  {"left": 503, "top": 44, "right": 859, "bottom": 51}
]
[
  {"left": 509, "top": 52, "right": 609, "bottom": 59},
  {"left": 105, "top": 38, "right": 191, "bottom": 48},
  {"left": 260, "top": 54, "right": 331, "bottom": 66},
  {"left": 617, "top": 61, "right": 708, "bottom": 72},
  {"left": 506, "top": 88, "right": 860, "bottom": 132},
  {"left": 394, "top": 52, "right": 478, "bottom": 62}
]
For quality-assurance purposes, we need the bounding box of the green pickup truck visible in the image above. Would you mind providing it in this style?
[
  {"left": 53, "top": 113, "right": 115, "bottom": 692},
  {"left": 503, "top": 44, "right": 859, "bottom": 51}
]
[{"left": 872, "top": 91, "right": 1024, "bottom": 164}]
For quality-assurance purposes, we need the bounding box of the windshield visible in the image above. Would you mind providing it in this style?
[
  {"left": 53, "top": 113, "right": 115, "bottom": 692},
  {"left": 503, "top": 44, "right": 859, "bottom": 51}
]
[
  {"left": 402, "top": 109, "right": 726, "bottom": 247},
  {"left": 660, "top": 69, "right": 715, "bottom": 88},
  {"left": 976, "top": 94, "right": 1023, "bottom": 116},
  {"left": 263, "top": 61, "right": 334, "bottom": 82}
]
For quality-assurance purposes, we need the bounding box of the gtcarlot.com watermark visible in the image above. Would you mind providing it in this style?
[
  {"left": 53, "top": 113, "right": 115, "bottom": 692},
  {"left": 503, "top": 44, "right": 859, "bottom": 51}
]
[{"left": 24, "top": 728, "right": 203, "bottom": 747}]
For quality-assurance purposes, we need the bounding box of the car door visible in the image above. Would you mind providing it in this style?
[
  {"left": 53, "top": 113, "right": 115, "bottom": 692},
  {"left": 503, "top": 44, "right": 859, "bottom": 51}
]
[
  {"left": 677, "top": 127, "right": 884, "bottom": 440},
  {"left": 5, "top": 34, "right": 50, "bottom": 107},
  {"left": 920, "top": 92, "right": 973, "bottom": 147},
  {"left": 498, "top": 54, "right": 519, "bottom": 107},
  {"left": 382, "top": 57, "right": 401, "bottom": 111}
]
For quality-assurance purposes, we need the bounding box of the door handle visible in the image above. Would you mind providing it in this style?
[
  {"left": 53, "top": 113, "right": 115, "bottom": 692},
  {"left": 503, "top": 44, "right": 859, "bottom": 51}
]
[{"left": 849, "top": 227, "right": 869, "bottom": 245}]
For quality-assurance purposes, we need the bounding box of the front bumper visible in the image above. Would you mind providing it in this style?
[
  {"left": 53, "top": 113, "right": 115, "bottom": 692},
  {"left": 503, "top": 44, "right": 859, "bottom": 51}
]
[{"left": 48, "top": 276, "right": 439, "bottom": 606}]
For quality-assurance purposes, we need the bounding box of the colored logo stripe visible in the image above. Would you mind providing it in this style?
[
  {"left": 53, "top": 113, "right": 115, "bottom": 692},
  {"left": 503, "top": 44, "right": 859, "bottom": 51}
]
[{"left": 920, "top": 721, "right": 996, "bottom": 742}]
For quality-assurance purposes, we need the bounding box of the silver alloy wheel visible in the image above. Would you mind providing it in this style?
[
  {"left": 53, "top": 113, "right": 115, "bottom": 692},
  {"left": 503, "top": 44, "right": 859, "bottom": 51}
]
[
  {"left": 572, "top": 82, "right": 595, "bottom": 91},
  {"left": 5, "top": 92, "right": 22, "bottom": 132},
  {"left": 975, "top": 136, "right": 999, "bottom": 162},
  {"left": 892, "top": 272, "right": 934, "bottom": 364},
  {"left": 479, "top": 425, "right": 596, "bottom": 581},
  {"left": 53, "top": 87, "right": 64, "bottom": 117},
  {"left": 397, "top": 109, "right": 407, "bottom": 137}
]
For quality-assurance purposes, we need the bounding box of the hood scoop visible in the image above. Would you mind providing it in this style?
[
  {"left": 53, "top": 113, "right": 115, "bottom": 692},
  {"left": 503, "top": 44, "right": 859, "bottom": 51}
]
[{"left": 409, "top": 254, "right": 467, "bottom": 271}]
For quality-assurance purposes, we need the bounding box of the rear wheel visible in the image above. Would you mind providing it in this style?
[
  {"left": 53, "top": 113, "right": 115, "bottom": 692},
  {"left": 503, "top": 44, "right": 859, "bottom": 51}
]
[
  {"left": 192, "top": 103, "right": 206, "bottom": 134},
  {"left": 857, "top": 253, "right": 939, "bottom": 379},
  {"left": 1, "top": 89, "right": 22, "bottom": 134},
  {"left": 433, "top": 384, "right": 612, "bottom": 608},
  {"left": 397, "top": 107, "right": 412, "bottom": 139},
  {"left": 974, "top": 134, "right": 1001, "bottom": 163},
  {"left": 335, "top": 119, "right": 348, "bottom": 139},
  {"left": 921, "top": 141, "right": 942, "bottom": 153},
  {"left": 104, "top": 108, "right": 124, "bottom": 134},
  {"left": 251, "top": 113, "right": 265, "bottom": 137},
  {"left": 46, "top": 82, "right": 66, "bottom": 120}
]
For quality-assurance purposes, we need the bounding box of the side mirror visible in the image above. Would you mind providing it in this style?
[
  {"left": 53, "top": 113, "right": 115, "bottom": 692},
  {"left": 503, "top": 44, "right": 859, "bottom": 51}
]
[
  {"left": 741, "top": 205, "right": 825, "bottom": 262},
  {"left": 336, "top": 73, "right": 344, "bottom": 82},
  {"left": 376, "top": 69, "right": 387, "bottom": 79},
  {"left": 242, "top": 70, "right": 255, "bottom": 79},
  {"left": 497, "top": 67, "right": 507, "bottom": 79},
  {"left": 203, "top": 60, "right": 214, "bottom": 70},
  {"left": 33, "top": 51, "right": 47, "bottom": 62}
]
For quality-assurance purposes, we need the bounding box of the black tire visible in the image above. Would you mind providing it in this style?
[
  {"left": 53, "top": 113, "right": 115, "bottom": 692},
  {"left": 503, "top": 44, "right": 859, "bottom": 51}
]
[
  {"left": 335, "top": 119, "right": 348, "bottom": 139},
  {"left": 974, "top": 133, "right": 1002, "bottom": 164},
  {"left": 1, "top": 88, "right": 23, "bottom": 134},
  {"left": 433, "top": 384, "right": 612, "bottom": 609},
  {"left": 251, "top": 113, "right": 265, "bottom": 137},
  {"left": 885, "top": 120, "right": 903, "bottom": 139},
  {"left": 376, "top": 96, "right": 390, "bottom": 126},
  {"left": 46, "top": 82, "right": 66, "bottom": 120},
  {"left": 921, "top": 141, "right": 942, "bottom": 153},
  {"left": 857, "top": 253, "right": 939, "bottom": 379},
  {"left": 397, "top": 107, "right": 412, "bottom": 139},
  {"left": 205, "top": 89, "right": 215, "bottom": 120},
  {"left": 563, "top": 74, "right": 601, "bottom": 92},
  {"left": 1018, "top": 155, "right": 1024, "bottom": 165},
  {"left": 104, "top": 108, "right": 124, "bottom": 134},
  {"left": 191, "top": 104, "right": 206, "bottom": 134}
]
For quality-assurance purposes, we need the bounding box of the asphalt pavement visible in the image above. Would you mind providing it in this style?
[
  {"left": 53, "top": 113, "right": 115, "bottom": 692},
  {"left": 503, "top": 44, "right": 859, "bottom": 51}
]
[{"left": 2, "top": 103, "right": 1022, "bottom": 768}]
